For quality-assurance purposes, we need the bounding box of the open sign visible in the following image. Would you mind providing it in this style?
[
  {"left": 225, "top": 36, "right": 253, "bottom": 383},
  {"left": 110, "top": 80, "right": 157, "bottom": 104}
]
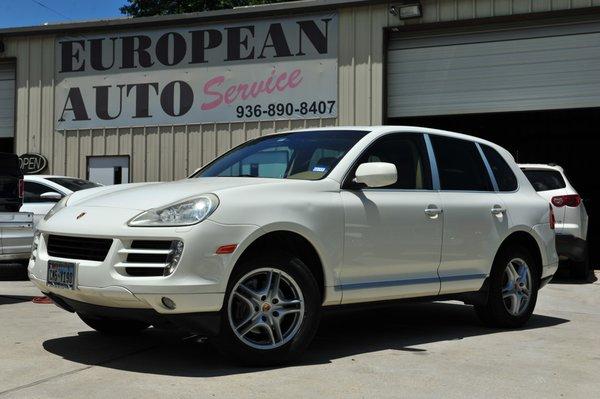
[{"left": 19, "top": 153, "right": 48, "bottom": 174}]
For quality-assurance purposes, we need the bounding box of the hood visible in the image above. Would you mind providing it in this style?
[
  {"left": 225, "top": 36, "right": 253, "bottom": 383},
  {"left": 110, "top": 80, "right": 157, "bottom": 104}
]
[{"left": 67, "top": 177, "right": 292, "bottom": 210}]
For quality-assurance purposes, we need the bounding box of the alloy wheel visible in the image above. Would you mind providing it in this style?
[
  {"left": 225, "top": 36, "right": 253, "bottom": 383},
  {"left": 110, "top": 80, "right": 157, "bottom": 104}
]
[
  {"left": 502, "top": 258, "right": 532, "bottom": 316},
  {"left": 228, "top": 268, "right": 305, "bottom": 350}
]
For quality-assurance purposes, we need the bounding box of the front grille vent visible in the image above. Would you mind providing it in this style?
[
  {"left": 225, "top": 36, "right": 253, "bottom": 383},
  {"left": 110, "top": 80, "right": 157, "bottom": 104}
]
[
  {"left": 116, "top": 240, "right": 176, "bottom": 277},
  {"left": 47, "top": 235, "right": 113, "bottom": 262}
]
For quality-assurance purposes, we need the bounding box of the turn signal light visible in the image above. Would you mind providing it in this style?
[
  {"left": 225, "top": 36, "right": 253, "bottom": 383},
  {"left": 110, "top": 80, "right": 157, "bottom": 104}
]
[
  {"left": 216, "top": 244, "right": 237, "bottom": 254},
  {"left": 551, "top": 195, "right": 581, "bottom": 207}
]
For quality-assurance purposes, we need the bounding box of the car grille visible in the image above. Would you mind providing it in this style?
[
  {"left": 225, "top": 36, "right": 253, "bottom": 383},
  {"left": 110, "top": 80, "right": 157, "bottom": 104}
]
[
  {"left": 119, "top": 240, "right": 175, "bottom": 277},
  {"left": 47, "top": 235, "right": 113, "bottom": 262}
]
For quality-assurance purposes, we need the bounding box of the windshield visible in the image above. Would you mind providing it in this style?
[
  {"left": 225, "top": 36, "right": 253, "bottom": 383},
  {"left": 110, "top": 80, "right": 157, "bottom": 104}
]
[
  {"left": 47, "top": 177, "right": 101, "bottom": 192},
  {"left": 195, "top": 130, "right": 369, "bottom": 180},
  {"left": 522, "top": 169, "right": 566, "bottom": 192}
]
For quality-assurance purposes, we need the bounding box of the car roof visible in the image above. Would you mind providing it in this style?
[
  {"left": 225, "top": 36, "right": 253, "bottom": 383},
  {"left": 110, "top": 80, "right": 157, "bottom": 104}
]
[
  {"left": 518, "top": 163, "right": 564, "bottom": 172},
  {"left": 24, "top": 175, "right": 78, "bottom": 179},
  {"left": 274, "top": 125, "right": 503, "bottom": 148}
]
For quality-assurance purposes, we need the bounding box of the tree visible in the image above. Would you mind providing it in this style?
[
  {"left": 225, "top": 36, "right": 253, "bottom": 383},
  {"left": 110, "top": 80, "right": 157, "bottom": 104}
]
[{"left": 120, "top": 0, "right": 296, "bottom": 17}]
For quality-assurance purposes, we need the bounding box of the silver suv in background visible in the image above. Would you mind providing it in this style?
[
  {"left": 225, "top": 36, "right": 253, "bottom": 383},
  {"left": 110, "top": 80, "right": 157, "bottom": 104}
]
[{"left": 520, "top": 164, "right": 590, "bottom": 279}]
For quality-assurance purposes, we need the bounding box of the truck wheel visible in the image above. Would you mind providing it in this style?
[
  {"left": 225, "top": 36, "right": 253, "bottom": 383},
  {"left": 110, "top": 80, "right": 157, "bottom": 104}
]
[
  {"left": 78, "top": 313, "right": 150, "bottom": 335},
  {"left": 216, "top": 252, "right": 321, "bottom": 366},
  {"left": 475, "top": 245, "right": 539, "bottom": 328}
]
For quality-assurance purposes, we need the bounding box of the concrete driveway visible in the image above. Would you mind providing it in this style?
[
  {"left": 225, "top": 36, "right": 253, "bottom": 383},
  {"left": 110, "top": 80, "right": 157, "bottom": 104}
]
[{"left": 0, "top": 272, "right": 598, "bottom": 398}]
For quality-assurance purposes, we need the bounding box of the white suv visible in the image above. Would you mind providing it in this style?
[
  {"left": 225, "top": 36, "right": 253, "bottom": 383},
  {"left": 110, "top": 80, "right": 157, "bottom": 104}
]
[
  {"left": 520, "top": 164, "right": 589, "bottom": 278},
  {"left": 29, "top": 127, "right": 558, "bottom": 365}
]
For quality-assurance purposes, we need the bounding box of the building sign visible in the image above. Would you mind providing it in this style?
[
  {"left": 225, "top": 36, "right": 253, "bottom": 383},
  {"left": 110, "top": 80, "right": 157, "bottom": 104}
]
[
  {"left": 19, "top": 153, "right": 48, "bottom": 174},
  {"left": 55, "top": 13, "right": 338, "bottom": 130}
]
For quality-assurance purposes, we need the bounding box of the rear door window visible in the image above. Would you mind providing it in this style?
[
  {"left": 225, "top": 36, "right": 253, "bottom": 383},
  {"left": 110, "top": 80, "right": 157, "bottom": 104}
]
[
  {"left": 522, "top": 169, "right": 566, "bottom": 192},
  {"left": 430, "top": 136, "right": 493, "bottom": 191}
]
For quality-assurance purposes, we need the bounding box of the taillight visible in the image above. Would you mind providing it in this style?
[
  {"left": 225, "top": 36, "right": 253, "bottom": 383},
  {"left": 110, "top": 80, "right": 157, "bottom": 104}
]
[
  {"left": 549, "top": 204, "right": 556, "bottom": 230},
  {"left": 551, "top": 194, "right": 581, "bottom": 207},
  {"left": 18, "top": 178, "right": 24, "bottom": 198}
]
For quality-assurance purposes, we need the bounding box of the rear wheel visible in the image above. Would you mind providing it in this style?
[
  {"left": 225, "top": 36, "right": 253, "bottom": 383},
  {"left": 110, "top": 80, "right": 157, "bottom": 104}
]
[
  {"left": 570, "top": 251, "right": 590, "bottom": 280},
  {"left": 216, "top": 253, "right": 321, "bottom": 366},
  {"left": 78, "top": 313, "right": 150, "bottom": 335},
  {"left": 475, "top": 245, "right": 539, "bottom": 328}
]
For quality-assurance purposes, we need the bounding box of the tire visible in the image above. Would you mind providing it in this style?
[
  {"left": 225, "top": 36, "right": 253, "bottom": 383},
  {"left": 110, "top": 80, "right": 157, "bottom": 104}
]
[
  {"left": 216, "top": 252, "right": 321, "bottom": 366},
  {"left": 78, "top": 313, "right": 150, "bottom": 335},
  {"left": 0, "top": 262, "right": 28, "bottom": 281},
  {"left": 475, "top": 245, "right": 539, "bottom": 328},
  {"left": 570, "top": 251, "right": 590, "bottom": 280}
]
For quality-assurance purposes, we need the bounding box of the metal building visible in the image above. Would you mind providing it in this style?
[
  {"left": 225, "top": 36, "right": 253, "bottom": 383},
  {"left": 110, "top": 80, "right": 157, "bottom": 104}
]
[{"left": 0, "top": 1, "right": 598, "bottom": 218}]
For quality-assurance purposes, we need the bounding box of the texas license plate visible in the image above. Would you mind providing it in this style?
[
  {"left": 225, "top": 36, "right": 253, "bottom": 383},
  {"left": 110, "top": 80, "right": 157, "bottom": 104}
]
[{"left": 47, "top": 261, "right": 77, "bottom": 290}]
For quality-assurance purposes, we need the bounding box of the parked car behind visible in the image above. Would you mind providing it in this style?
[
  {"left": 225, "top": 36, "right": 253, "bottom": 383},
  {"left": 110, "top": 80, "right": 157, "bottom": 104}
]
[
  {"left": 21, "top": 175, "right": 101, "bottom": 226},
  {"left": 0, "top": 153, "right": 24, "bottom": 212},
  {"left": 0, "top": 153, "right": 33, "bottom": 275},
  {"left": 520, "top": 164, "right": 589, "bottom": 278},
  {"left": 29, "top": 127, "right": 558, "bottom": 365}
]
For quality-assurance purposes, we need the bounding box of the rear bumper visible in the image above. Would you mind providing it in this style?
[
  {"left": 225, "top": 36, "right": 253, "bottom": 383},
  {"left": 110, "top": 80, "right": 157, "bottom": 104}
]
[
  {"left": 556, "top": 234, "right": 587, "bottom": 262},
  {"left": 47, "top": 292, "right": 221, "bottom": 336}
]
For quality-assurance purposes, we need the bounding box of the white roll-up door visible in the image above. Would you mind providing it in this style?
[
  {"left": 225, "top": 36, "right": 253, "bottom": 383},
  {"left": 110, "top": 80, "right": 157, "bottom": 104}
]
[
  {"left": 0, "top": 63, "right": 15, "bottom": 138},
  {"left": 387, "top": 20, "right": 600, "bottom": 118}
]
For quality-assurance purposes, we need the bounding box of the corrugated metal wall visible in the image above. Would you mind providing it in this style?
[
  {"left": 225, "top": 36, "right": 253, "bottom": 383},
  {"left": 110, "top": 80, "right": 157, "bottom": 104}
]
[{"left": 1, "top": 0, "right": 598, "bottom": 181}]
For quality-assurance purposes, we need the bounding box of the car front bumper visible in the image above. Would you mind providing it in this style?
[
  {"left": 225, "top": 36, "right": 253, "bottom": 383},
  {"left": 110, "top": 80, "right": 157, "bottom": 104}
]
[
  {"left": 47, "top": 292, "right": 222, "bottom": 336},
  {"left": 28, "top": 205, "right": 260, "bottom": 315}
]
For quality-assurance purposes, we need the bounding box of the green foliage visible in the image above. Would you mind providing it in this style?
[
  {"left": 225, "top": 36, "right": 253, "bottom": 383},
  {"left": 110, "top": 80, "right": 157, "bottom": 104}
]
[{"left": 120, "top": 0, "right": 296, "bottom": 17}]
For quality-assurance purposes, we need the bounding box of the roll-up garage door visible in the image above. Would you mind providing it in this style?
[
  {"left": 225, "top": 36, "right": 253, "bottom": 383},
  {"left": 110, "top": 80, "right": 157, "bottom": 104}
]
[
  {"left": 0, "top": 63, "right": 15, "bottom": 138},
  {"left": 387, "top": 20, "right": 600, "bottom": 118}
]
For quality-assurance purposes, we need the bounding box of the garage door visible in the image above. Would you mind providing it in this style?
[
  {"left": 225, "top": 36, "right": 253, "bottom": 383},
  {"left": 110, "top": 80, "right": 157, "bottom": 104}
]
[
  {"left": 0, "top": 63, "right": 15, "bottom": 138},
  {"left": 387, "top": 20, "right": 600, "bottom": 118}
]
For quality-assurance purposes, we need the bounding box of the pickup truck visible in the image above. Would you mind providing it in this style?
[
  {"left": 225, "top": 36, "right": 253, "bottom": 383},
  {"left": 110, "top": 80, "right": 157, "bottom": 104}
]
[{"left": 0, "top": 153, "right": 33, "bottom": 278}]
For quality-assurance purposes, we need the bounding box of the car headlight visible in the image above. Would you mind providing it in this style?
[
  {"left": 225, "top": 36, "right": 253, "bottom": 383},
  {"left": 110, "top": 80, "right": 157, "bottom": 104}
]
[
  {"left": 128, "top": 194, "right": 219, "bottom": 227},
  {"left": 43, "top": 195, "right": 70, "bottom": 222}
]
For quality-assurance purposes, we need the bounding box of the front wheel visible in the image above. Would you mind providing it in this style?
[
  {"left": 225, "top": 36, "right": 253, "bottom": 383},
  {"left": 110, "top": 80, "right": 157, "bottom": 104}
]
[
  {"left": 78, "top": 313, "right": 150, "bottom": 335},
  {"left": 475, "top": 245, "right": 539, "bottom": 328},
  {"left": 216, "top": 253, "right": 321, "bottom": 366}
]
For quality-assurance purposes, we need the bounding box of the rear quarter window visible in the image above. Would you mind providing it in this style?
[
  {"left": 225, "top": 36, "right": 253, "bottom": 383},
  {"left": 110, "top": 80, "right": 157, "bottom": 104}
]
[
  {"left": 481, "top": 145, "right": 518, "bottom": 192},
  {"left": 522, "top": 170, "right": 566, "bottom": 192}
]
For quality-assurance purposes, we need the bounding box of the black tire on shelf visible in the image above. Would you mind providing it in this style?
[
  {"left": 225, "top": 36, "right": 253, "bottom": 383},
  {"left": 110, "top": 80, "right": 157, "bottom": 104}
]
[
  {"left": 475, "top": 245, "right": 540, "bottom": 329},
  {"left": 215, "top": 252, "right": 321, "bottom": 366},
  {"left": 78, "top": 313, "right": 150, "bottom": 335}
]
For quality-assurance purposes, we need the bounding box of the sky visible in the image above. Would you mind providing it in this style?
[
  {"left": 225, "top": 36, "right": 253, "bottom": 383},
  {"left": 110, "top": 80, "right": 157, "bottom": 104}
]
[{"left": 0, "top": 0, "right": 125, "bottom": 29}]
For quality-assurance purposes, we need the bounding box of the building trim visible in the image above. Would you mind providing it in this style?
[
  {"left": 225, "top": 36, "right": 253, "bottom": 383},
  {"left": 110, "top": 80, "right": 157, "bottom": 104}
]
[
  {"left": 387, "top": 6, "right": 600, "bottom": 38},
  {"left": 0, "top": 0, "right": 386, "bottom": 37}
]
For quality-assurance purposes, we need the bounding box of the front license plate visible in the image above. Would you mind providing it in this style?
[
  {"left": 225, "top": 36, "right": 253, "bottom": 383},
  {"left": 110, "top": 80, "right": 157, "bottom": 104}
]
[{"left": 47, "top": 261, "right": 77, "bottom": 290}]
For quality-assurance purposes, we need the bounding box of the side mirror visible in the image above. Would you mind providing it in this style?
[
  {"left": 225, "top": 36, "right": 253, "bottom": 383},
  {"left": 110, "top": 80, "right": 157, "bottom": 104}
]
[
  {"left": 40, "top": 192, "right": 63, "bottom": 201},
  {"left": 353, "top": 162, "right": 397, "bottom": 188}
]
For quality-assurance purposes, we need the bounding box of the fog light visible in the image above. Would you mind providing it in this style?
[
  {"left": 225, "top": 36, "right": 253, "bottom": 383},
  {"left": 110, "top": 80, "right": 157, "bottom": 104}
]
[
  {"left": 164, "top": 240, "right": 184, "bottom": 276},
  {"left": 161, "top": 297, "right": 176, "bottom": 310}
]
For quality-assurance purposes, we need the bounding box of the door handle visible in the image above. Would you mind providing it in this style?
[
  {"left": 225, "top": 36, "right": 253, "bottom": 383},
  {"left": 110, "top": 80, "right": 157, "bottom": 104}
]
[
  {"left": 491, "top": 205, "right": 506, "bottom": 215},
  {"left": 424, "top": 206, "right": 443, "bottom": 218}
]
